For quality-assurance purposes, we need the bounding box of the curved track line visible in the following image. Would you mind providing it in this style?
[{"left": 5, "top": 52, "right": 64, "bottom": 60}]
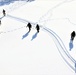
[
  {"left": 45, "top": 27, "right": 76, "bottom": 63},
  {"left": 2, "top": 15, "right": 76, "bottom": 72},
  {"left": 42, "top": 27, "right": 75, "bottom": 71}
]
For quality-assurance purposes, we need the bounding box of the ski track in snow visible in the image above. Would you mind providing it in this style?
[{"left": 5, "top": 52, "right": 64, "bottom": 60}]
[
  {"left": 0, "top": 14, "right": 76, "bottom": 73},
  {"left": 43, "top": 27, "right": 76, "bottom": 72},
  {"left": 39, "top": 18, "right": 76, "bottom": 26},
  {"left": 0, "top": 0, "right": 76, "bottom": 73},
  {"left": 38, "top": 0, "right": 76, "bottom": 26},
  {"left": 0, "top": 0, "right": 76, "bottom": 33}
]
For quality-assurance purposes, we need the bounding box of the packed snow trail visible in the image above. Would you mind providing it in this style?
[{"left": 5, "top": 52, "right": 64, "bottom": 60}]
[
  {"left": 42, "top": 27, "right": 76, "bottom": 72},
  {"left": 6, "top": 14, "right": 35, "bottom": 25},
  {"left": 1, "top": 14, "right": 75, "bottom": 72}
]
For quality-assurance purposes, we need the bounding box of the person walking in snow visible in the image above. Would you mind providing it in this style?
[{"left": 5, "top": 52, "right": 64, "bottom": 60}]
[
  {"left": 3, "top": 9, "right": 6, "bottom": 16},
  {"left": 71, "top": 31, "right": 76, "bottom": 41},
  {"left": 26, "top": 23, "right": 32, "bottom": 32},
  {"left": 36, "top": 24, "right": 40, "bottom": 33},
  {"left": 0, "top": 20, "right": 1, "bottom": 25}
]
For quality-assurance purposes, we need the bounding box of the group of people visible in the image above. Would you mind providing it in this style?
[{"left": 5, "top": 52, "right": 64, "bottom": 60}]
[
  {"left": 0, "top": 9, "right": 40, "bottom": 33},
  {"left": 26, "top": 23, "right": 40, "bottom": 33},
  {"left": 0, "top": 9, "right": 6, "bottom": 25},
  {"left": 0, "top": 9, "right": 75, "bottom": 36}
]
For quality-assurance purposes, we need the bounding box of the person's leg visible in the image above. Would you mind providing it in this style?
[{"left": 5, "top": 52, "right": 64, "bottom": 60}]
[
  {"left": 29, "top": 28, "right": 31, "bottom": 32},
  {"left": 37, "top": 29, "right": 39, "bottom": 33}
]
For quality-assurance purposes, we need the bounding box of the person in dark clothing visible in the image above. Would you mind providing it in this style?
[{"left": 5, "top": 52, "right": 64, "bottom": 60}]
[
  {"left": 36, "top": 24, "right": 40, "bottom": 33},
  {"left": 71, "top": 31, "right": 76, "bottom": 41},
  {"left": 26, "top": 23, "right": 32, "bottom": 32},
  {"left": 3, "top": 9, "right": 6, "bottom": 16},
  {"left": 0, "top": 20, "right": 1, "bottom": 25}
]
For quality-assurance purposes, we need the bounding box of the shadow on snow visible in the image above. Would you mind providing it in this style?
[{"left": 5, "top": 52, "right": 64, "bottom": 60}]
[
  {"left": 69, "top": 39, "right": 74, "bottom": 51},
  {"left": 31, "top": 32, "right": 38, "bottom": 41},
  {"left": 22, "top": 32, "right": 38, "bottom": 40},
  {"left": 0, "top": 0, "right": 34, "bottom": 6},
  {"left": 0, "top": 16, "right": 5, "bottom": 20},
  {"left": 22, "top": 31, "right": 29, "bottom": 39},
  {"left": 0, "top": 0, "right": 15, "bottom": 6}
]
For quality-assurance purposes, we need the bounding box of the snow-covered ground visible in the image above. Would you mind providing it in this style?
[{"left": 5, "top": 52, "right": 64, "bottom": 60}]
[{"left": 0, "top": 0, "right": 76, "bottom": 75}]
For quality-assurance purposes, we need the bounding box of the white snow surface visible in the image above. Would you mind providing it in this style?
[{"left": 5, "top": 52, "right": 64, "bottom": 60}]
[{"left": 0, "top": 0, "right": 76, "bottom": 75}]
